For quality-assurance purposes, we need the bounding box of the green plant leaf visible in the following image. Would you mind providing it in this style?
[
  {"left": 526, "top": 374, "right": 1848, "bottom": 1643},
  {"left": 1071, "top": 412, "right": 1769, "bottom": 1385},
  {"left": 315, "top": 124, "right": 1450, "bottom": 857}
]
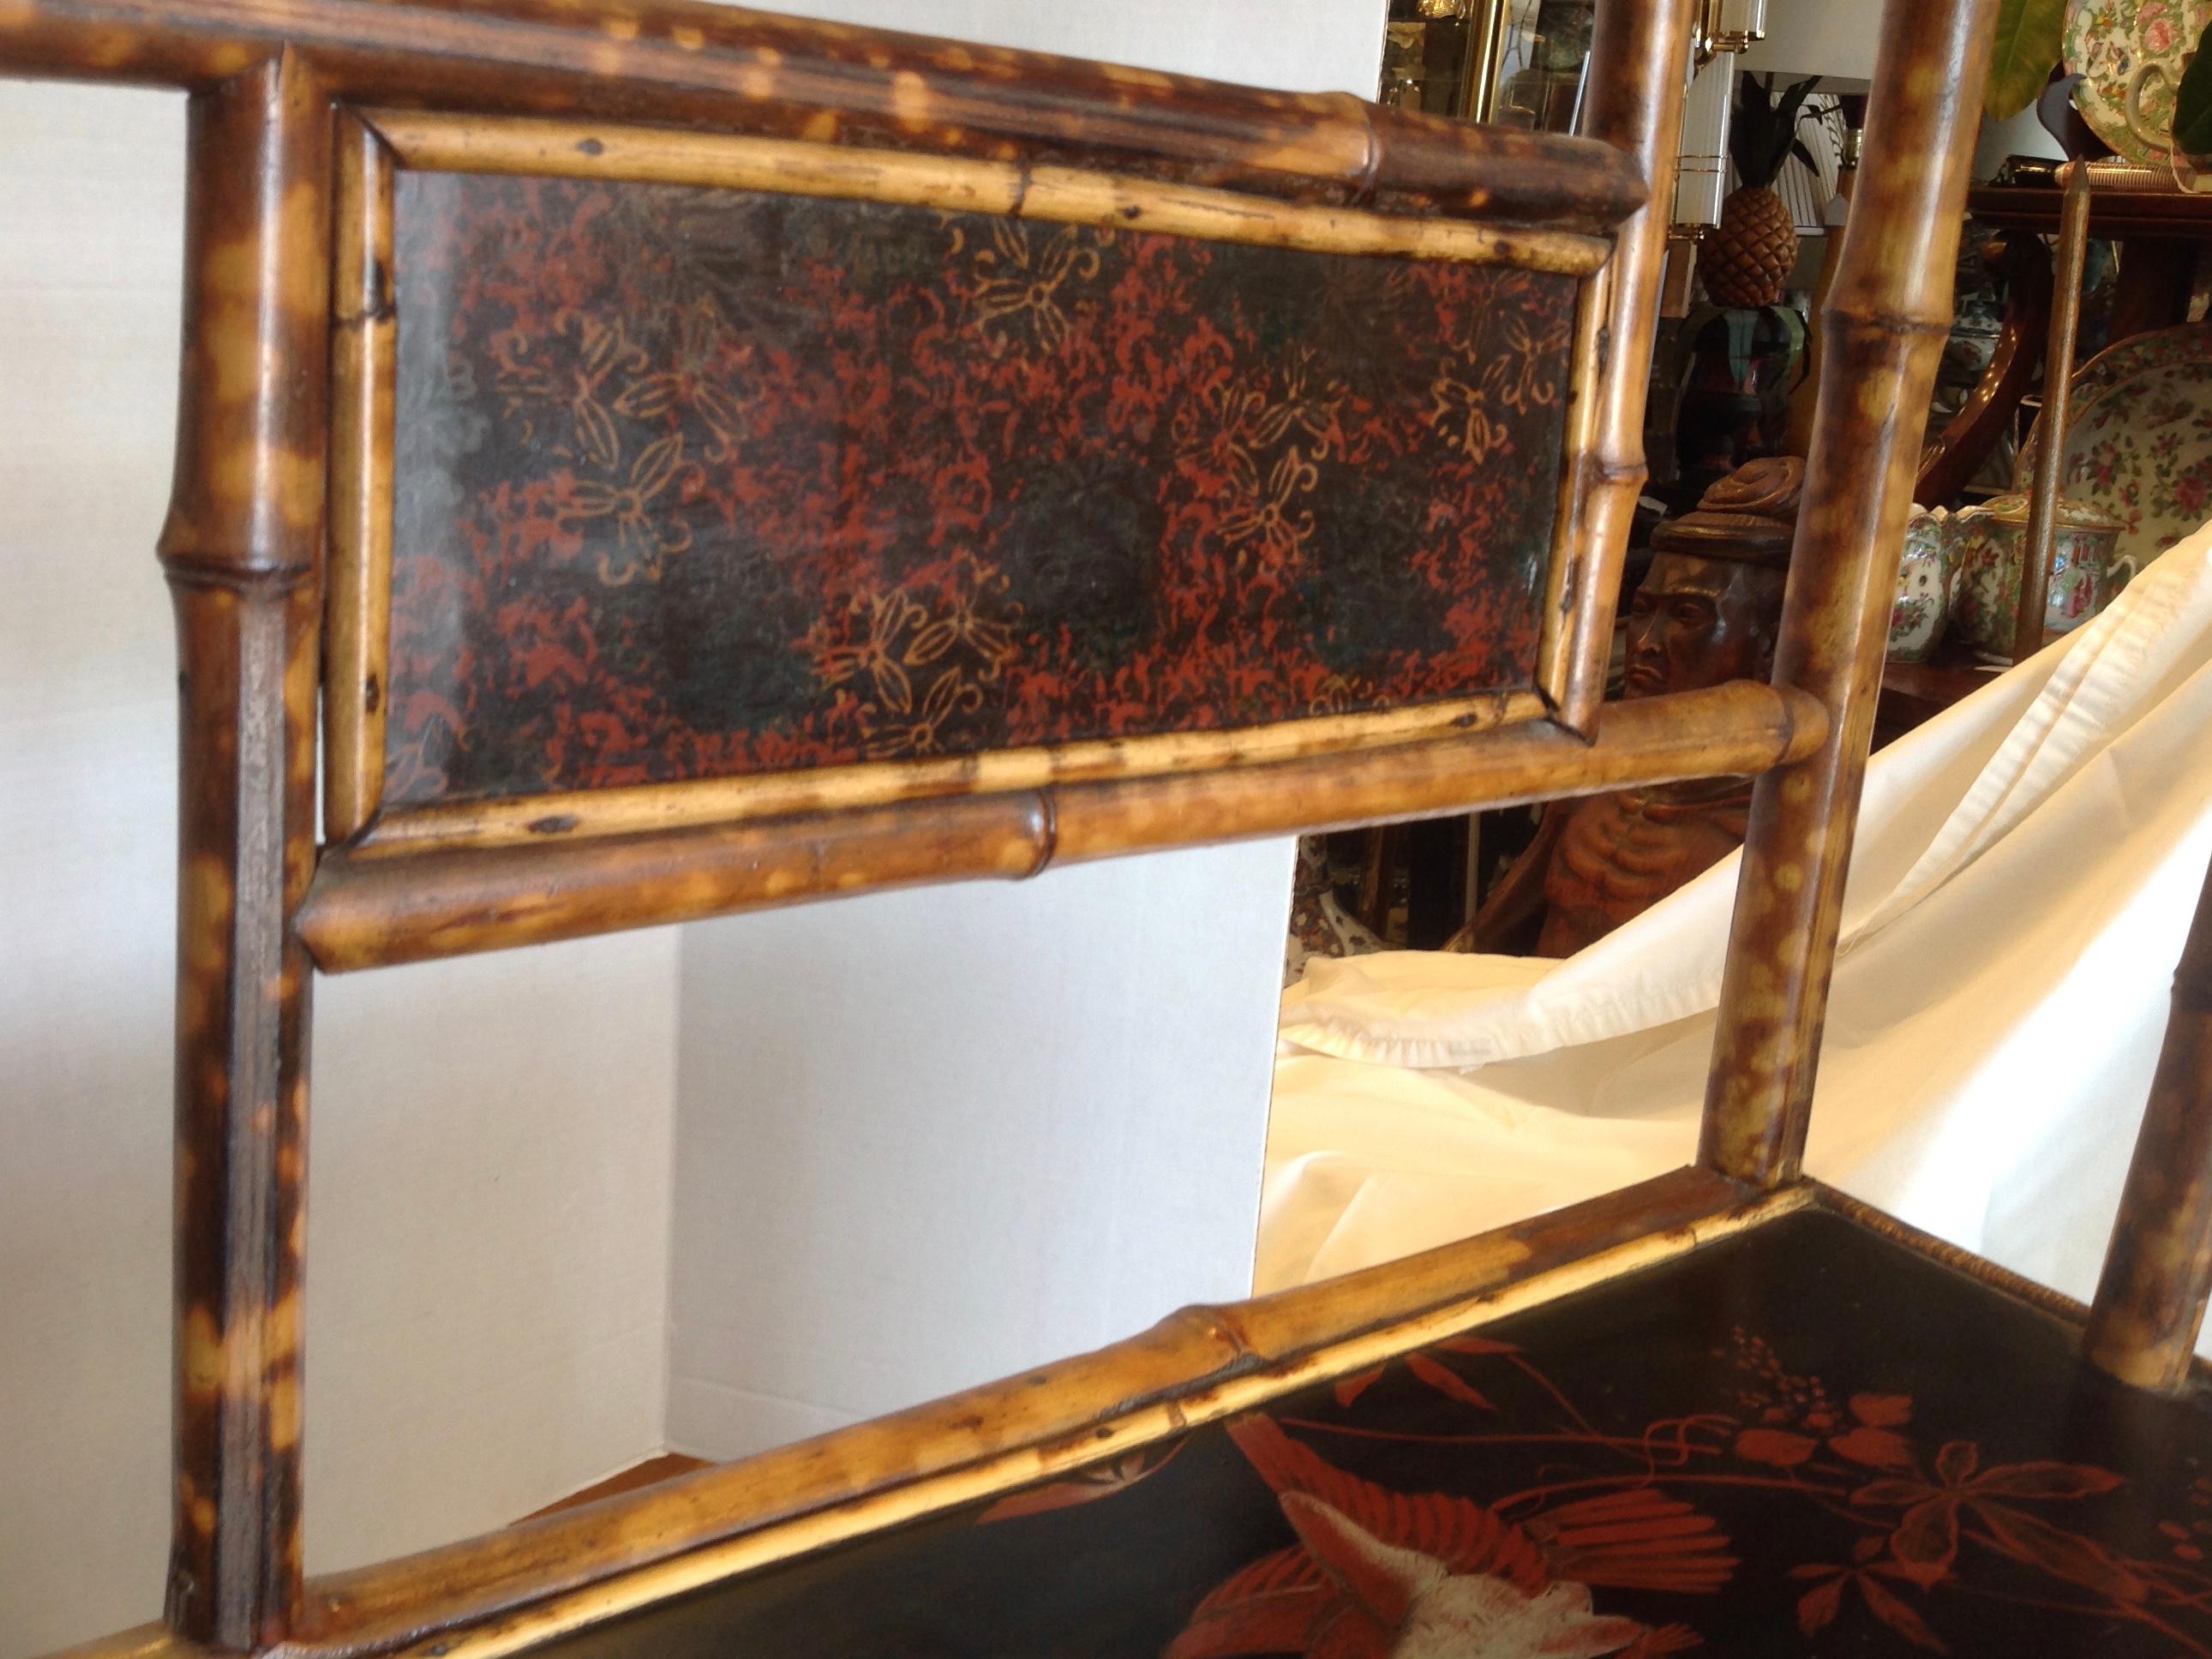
[
  {"left": 2175, "top": 23, "right": 2212, "bottom": 157},
  {"left": 1986, "top": 0, "right": 2067, "bottom": 123}
]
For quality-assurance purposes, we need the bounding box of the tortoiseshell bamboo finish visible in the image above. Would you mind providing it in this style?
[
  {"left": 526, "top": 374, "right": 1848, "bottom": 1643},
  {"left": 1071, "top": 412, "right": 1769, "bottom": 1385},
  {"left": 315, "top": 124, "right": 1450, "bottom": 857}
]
[
  {"left": 14, "top": 2, "right": 2173, "bottom": 1658},
  {"left": 1698, "top": 0, "right": 2002, "bottom": 1187},
  {"left": 158, "top": 50, "right": 330, "bottom": 1650},
  {"left": 1553, "top": 0, "right": 1699, "bottom": 734},
  {"left": 297, "top": 682, "right": 1827, "bottom": 972},
  {"left": 2089, "top": 861, "right": 2212, "bottom": 1391},
  {"left": 0, "top": 0, "right": 1645, "bottom": 225}
]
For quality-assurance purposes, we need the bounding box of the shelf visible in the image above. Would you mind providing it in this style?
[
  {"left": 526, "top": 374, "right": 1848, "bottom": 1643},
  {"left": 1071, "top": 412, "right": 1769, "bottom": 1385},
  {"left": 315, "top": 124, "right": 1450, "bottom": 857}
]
[{"left": 1969, "top": 180, "right": 2212, "bottom": 240}]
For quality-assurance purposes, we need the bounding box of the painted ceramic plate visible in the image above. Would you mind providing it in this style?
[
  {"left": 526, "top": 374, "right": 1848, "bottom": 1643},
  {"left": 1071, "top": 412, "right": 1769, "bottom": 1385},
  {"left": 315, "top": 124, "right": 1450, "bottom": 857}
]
[
  {"left": 2063, "top": 0, "right": 2212, "bottom": 164},
  {"left": 2017, "top": 322, "right": 2212, "bottom": 582}
]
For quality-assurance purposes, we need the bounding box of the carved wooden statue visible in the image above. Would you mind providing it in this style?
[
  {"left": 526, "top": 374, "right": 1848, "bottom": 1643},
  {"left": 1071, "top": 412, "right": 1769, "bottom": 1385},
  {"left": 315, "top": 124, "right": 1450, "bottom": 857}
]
[{"left": 1457, "top": 457, "right": 1798, "bottom": 955}]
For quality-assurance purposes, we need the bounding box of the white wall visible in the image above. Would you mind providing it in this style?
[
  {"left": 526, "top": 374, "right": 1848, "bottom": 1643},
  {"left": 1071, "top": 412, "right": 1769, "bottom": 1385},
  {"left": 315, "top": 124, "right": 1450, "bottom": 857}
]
[
  {"left": 663, "top": 0, "right": 1377, "bottom": 1459},
  {"left": 670, "top": 847, "right": 1298, "bottom": 1455},
  {"left": 0, "top": 85, "right": 678, "bottom": 1654}
]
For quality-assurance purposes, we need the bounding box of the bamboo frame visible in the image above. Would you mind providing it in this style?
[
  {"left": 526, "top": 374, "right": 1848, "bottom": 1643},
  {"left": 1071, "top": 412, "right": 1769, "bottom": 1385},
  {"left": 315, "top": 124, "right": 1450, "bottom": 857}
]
[
  {"left": 1550, "top": 0, "right": 1701, "bottom": 735},
  {"left": 320, "top": 105, "right": 1621, "bottom": 847},
  {"left": 349, "top": 692, "right": 1553, "bottom": 858},
  {"left": 299, "top": 682, "right": 1827, "bottom": 972},
  {"left": 67, "top": 1175, "right": 2210, "bottom": 1659},
  {"left": 156, "top": 49, "right": 332, "bottom": 1650},
  {"left": 323, "top": 109, "right": 393, "bottom": 839},
  {"left": 371, "top": 109, "right": 1618, "bottom": 273},
  {"left": 1698, "top": 0, "right": 2002, "bottom": 1187},
  {"left": 14, "top": 2, "right": 2163, "bottom": 1658},
  {"left": 2012, "top": 160, "right": 2091, "bottom": 666},
  {"left": 62, "top": 1167, "right": 1799, "bottom": 1659},
  {"left": 2087, "top": 859, "right": 2212, "bottom": 1391},
  {"left": 0, "top": 0, "right": 1648, "bottom": 226}
]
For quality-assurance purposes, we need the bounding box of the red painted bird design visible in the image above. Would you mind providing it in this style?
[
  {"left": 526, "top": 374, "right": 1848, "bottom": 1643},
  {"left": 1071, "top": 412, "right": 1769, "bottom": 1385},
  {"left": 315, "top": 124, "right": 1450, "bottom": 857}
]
[{"left": 1165, "top": 1416, "right": 1728, "bottom": 1659}]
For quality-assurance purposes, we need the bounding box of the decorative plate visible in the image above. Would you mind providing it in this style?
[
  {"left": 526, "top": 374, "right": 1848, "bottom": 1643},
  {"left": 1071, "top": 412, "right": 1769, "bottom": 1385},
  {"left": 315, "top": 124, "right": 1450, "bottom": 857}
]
[
  {"left": 2063, "top": 0, "right": 2212, "bottom": 164},
  {"left": 2017, "top": 322, "right": 2212, "bottom": 583}
]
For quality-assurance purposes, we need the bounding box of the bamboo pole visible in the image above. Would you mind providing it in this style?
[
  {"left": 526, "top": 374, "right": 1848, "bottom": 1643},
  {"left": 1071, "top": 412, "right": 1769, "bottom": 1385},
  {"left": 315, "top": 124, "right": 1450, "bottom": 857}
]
[
  {"left": 1551, "top": 0, "right": 1701, "bottom": 731},
  {"left": 297, "top": 683, "right": 1825, "bottom": 973},
  {"left": 55, "top": 1172, "right": 1794, "bottom": 1659},
  {"left": 1698, "top": 0, "right": 2001, "bottom": 1186},
  {"left": 2087, "top": 859, "right": 2212, "bottom": 1391},
  {"left": 364, "top": 109, "right": 1615, "bottom": 273},
  {"left": 159, "top": 51, "right": 330, "bottom": 1650},
  {"left": 307, "top": 1169, "right": 1788, "bottom": 1656},
  {"left": 2011, "top": 161, "right": 2091, "bottom": 664},
  {"left": 0, "top": 0, "right": 1643, "bottom": 233}
]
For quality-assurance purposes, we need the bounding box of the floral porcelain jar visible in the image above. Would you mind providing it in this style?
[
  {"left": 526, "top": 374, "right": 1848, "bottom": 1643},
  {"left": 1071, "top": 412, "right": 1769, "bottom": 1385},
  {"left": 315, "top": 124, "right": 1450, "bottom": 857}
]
[
  {"left": 1886, "top": 507, "right": 1949, "bottom": 663},
  {"left": 1945, "top": 493, "right": 2126, "bottom": 659}
]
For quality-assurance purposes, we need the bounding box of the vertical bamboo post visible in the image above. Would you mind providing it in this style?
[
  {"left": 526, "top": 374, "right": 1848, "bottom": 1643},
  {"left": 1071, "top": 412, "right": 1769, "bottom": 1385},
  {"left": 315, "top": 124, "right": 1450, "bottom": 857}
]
[
  {"left": 2011, "top": 160, "right": 2090, "bottom": 666},
  {"left": 1698, "top": 0, "right": 2000, "bottom": 1186},
  {"left": 2087, "top": 859, "right": 2212, "bottom": 1391},
  {"left": 159, "top": 50, "right": 329, "bottom": 1650},
  {"left": 1553, "top": 0, "right": 1700, "bottom": 731}
]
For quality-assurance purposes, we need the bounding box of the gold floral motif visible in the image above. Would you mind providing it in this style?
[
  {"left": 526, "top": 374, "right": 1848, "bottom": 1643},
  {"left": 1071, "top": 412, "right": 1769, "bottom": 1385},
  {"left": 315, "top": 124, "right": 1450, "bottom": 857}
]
[
  {"left": 811, "top": 590, "right": 928, "bottom": 715},
  {"left": 492, "top": 308, "right": 646, "bottom": 469},
  {"left": 805, "top": 554, "right": 1026, "bottom": 759},
  {"left": 859, "top": 668, "right": 988, "bottom": 759},
  {"left": 1185, "top": 344, "right": 1348, "bottom": 496},
  {"left": 905, "top": 555, "right": 1020, "bottom": 682},
  {"left": 1490, "top": 312, "right": 1568, "bottom": 414},
  {"left": 1307, "top": 673, "right": 1373, "bottom": 717},
  {"left": 1181, "top": 344, "right": 1340, "bottom": 576},
  {"left": 1430, "top": 350, "right": 1509, "bottom": 464},
  {"left": 559, "top": 431, "right": 693, "bottom": 584},
  {"left": 968, "top": 221, "right": 1103, "bottom": 354},
  {"left": 1220, "top": 446, "right": 1321, "bottom": 573},
  {"left": 1428, "top": 314, "right": 1570, "bottom": 463},
  {"left": 612, "top": 300, "right": 749, "bottom": 463},
  {"left": 1253, "top": 344, "right": 1349, "bottom": 458}
]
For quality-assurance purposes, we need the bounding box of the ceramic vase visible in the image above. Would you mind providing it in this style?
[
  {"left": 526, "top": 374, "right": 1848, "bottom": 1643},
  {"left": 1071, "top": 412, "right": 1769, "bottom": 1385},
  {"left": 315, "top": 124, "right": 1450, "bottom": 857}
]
[
  {"left": 1886, "top": 507, "right": 1949, "bottom": 663},
  {"left": 1945, "top": 493, "right": 2125, "bottom": 659}
]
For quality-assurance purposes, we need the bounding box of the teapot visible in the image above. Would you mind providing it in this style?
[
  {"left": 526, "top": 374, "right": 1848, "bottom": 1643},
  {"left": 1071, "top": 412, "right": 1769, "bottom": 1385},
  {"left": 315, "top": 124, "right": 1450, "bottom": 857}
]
[
  {"left": 1943, "top": 494, "right": 2128, "bottom": 658},
  {"left": 1889, "top": 495, "right": 2129, "bottom": 665}
]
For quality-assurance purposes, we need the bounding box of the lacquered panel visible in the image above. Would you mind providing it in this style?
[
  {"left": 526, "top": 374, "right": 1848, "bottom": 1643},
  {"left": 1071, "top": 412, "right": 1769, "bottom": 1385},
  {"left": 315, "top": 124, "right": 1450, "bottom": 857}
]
[
  {"left": 535, "top": 1210, "right": 2212, "bottom": 1657},
  {"left": 384, "top": 171, "right": 1580, "bottom": 805}
]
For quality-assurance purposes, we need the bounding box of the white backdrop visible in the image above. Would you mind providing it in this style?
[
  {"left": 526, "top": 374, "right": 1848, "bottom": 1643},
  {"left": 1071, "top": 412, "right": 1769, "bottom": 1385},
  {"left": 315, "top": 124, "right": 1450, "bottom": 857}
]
[{"left": 1267, "top": 530, "right": 2212, "bottom": 1315}]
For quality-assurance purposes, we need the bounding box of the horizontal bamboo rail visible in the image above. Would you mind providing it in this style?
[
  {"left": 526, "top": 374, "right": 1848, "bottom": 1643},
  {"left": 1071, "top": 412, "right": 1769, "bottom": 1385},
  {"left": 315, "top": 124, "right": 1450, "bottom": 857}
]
[
  {"left": 55, "top": 1168, "right": 1798, "bottom": 1659},
  {"left": 0, "top": 0, "right": 1644, "bottom": 231},
  {"left": 297, "top": 682, "right": 1827, "bottom": 972},
  {"left": 367, "top": 109, "right": 1616, "bottom": 273}
]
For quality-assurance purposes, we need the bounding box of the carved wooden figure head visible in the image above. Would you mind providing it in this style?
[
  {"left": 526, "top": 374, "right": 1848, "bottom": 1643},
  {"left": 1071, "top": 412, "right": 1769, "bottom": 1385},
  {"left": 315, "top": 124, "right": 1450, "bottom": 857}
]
[
  {"left": 1461, "top": 455, "right": 1805, "bottom": 959},
  {"left": 1622, "top": 455, "right": 1799, "bottom": 699}
]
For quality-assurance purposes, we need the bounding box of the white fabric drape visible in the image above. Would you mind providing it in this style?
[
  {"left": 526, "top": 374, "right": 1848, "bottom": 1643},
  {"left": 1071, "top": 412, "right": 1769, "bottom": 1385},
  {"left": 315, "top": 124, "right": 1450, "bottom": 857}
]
[{"left": 1261, "top": 523, "right": 2212, "bottom": 1320}]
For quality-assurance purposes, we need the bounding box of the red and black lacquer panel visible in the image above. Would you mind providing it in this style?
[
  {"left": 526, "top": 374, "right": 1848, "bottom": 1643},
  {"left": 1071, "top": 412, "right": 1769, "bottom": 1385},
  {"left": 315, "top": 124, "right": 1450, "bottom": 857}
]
[{"left": 385, "top": 171, "right": 1581, "bottom": 806}]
